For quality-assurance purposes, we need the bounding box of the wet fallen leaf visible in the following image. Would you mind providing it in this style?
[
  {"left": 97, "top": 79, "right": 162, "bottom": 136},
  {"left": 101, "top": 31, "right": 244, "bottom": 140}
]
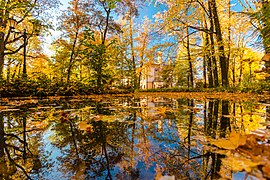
[
  {"left": 209, "top": 128, "right": 270, "bottom": 179},
  {"left": 78, "top": 121, "right": 93, "bottom": 133},
  {"left": 262, "top": 165, "right": 270, "bottom": 179},
  {"left": 210, "top": 131, "right": 246, "bottom": 150}
]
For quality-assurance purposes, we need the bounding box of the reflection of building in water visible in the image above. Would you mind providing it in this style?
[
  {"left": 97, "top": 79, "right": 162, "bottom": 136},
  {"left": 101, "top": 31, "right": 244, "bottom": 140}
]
[{"left": 140, "top": 96, "right": 176, "bottom": 132}]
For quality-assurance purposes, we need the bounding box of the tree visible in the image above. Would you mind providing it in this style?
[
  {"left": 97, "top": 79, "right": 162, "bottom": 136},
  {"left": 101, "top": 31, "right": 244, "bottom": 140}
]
[
  {"left": 209, "top": 0, "right": 229, "bottom": 87},
  {"left": 246, "top": 0, "right": 270, "bottom": 80},
  {"left": 0, "top": 0, "right": 59, "bottom": 79},
  {"left": 56, "top": 0, "right": 88, "bottom": 83}
]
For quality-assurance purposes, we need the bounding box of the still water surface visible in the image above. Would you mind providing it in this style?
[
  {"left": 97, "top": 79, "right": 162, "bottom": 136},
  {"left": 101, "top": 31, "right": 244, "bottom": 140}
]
[{"left": 0, "top": 95, "right": 268, "bottom": 179}]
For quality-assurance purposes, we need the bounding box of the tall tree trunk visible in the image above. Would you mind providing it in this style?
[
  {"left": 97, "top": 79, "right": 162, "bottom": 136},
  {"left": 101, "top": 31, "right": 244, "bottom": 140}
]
[
  {"left": 96, "top": 6, "right": 111, "bottom": 92},
  {"left": 227, "top": 0, "right": 231, "bottom": 81},
  {"left": 0, "top": 6, "right": 6, "bottom": 79},
  {"left": 203, "top": 52, "right": 207, "bottom": 88},
  {"left": 22, "top": 30, "right": 27, "bottom": 78},
  {"left": 238, "top": 52, "right": 244, "bottom": 85},
  {"left": 208, "top": 1, "right": 219, "bottom": 87},
  {"left": 210, "top": 0, "right": 229, "bottom": 87},
  {"left": 0, "top": 32, "right": 5, "bottom": 79},
  {"left": 6, "top": 59, "right": 11, "bottom": 82},
  {"left": 203, "top": 16, "right": 213, "bottom": 87},
  {"left": 186, "top": 26, "right": 194, "bottom": 88},
  {"left": 129, "top": 11, "right": 137, "bottom": 91},
  {"left": 67, "top": 30, "right": 79, "bottom": 83},
  {"left": 232, "top": 57, "right": 236, "bottom": 86}
]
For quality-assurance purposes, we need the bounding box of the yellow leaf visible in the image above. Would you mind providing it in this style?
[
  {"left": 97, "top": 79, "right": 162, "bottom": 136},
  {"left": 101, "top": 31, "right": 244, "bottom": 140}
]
[
  {"left": 78, "top": 121, "right": 93, "bottom": 132},
  {"left": 210, "top": 131, "right": 246, "bottom": 150},
  {"left": 210, "top": 139, "right": 237, "bottom": 150}
]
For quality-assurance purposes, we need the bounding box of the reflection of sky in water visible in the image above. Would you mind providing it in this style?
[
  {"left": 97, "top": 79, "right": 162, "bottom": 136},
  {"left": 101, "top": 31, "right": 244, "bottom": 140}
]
[{"left": 38, "top": 127, "right": 69, "bottom": 180}]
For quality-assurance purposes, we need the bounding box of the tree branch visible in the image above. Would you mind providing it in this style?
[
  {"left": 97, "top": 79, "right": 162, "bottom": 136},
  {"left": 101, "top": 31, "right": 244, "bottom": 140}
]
[{"left": 4, "top": 44, "right": 25, "bottom": 55}]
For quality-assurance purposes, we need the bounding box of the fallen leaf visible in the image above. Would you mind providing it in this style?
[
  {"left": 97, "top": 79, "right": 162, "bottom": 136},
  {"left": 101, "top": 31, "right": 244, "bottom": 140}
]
[
  {"left": 210, "top": 131, "right": 247, "bottom": 150},
  {"left": 78, "top": 121, "right": 93, "bottom": 133}
]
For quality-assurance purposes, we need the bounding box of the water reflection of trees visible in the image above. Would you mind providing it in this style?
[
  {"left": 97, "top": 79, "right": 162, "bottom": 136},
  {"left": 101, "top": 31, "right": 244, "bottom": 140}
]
[
  {"left": 0, "top": 96, "right": 267, "bottom": 179},
  {"left": 137, "top": 98, "right": 265, "bottom": 179},
  {"left": 50, "top": 101, "right": 134, "bottom": 179},
  {"left": 0, "top": 112, "right": 42, "bottom": 180}
]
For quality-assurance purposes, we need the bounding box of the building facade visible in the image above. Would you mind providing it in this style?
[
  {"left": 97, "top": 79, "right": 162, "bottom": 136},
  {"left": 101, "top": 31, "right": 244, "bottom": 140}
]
[{"left": 140, "top": 52, "right": 175, "bottom": 89}]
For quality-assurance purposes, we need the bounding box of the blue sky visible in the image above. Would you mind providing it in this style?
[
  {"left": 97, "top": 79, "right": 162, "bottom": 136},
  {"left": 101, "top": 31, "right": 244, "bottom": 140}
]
[
  {"left": 45, "top": 0, "right": 252, "bottom": 55},
  {"left": 44, "top": 0, "right": 162, "bottom": 55}
]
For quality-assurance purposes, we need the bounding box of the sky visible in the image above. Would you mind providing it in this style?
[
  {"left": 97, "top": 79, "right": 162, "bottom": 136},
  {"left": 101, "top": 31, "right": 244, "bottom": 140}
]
[
  {"left": 44, "top": 0, "right": 252, "bottom": 56},
  {"left": 44, "top": 0, "right": 161, "bottom": 55}
]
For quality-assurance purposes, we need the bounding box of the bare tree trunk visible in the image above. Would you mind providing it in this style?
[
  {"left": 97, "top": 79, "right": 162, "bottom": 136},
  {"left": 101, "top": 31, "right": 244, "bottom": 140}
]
[
  {"left": 227, "top": 0, "right": 231, "bottom": 82},
  {"left": 205, "top": 34, "right": 214, "bottom": 88},
  {"left": 186, "top": 26, "right": 194, "bottom": 88},
  {"left": 96, "top": 5, "right": 111, "bottom": 92},
  {"left": 129, "top": 11, "right": 137, "bottom": 91},
  {"left": 0, "top": 6, "right": 6, "bottom": 79},
  {"left": 22, "top": 30, "right": 27, "bottom": 78},
  {"left": 208, "top": 1, "right": 219, "bottom": 87},
  {"left": 210, "top": 0, "right": 229, "bottom": 87},
  {"left": 238, "top": 53, "right": 244, "bottom": 85},
  {"left": 0, "top": 33, "right": 5, "bottom": 79},
  {"left": 232, "top": 57, "right": 236, "bottom": 86},
  {"left": 67, "top": 30, "right": 79, "bottom": 83}
]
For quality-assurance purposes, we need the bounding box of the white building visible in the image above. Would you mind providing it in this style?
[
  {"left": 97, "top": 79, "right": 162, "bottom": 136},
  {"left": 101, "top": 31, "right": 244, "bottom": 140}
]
[{"left": 140, "top": 51, "right": 165, "bottom": 89}]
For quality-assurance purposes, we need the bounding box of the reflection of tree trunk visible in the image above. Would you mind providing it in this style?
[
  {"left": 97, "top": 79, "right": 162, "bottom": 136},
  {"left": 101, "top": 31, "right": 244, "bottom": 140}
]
[
  {"left": 204, "top": 102, "right": 207, "bottom": 132},
  {"left": 70, "top": 122, "right": 79, "bottom": 160},
  {"left": 187, "top": 100, "right": 193, "bottom": 158},
  {"left": 0, "top": 113, "right": 7, "bottom": 180},
  {"left": 202, "top": 150, "right": 210, "bottom": 179},
  {"left": 220, "top": 101, "right": 230, "bottom": 138},
  {"left": 103, "top": 141, "right": 112, "bottom": 180},
  {"left": 207, "top": 101, "right": 214, "bottom": 136},
  {"left": 186, "top": 99, "right": 194, "bottom": 178},
  {"left": 240, "top": 103, "right": 245, "bottom": 132},
  {"left": 130, "top": 112, "right": 136, "bottom": 176},
  {"left": 100, "top": 122, "right": 112, "bottom": 180},
  {"left": 211, "top": 153, "right": 224, "bottom": 179},
  {"left": 232, "top": 103, "right": 236, "bottom": 128},
  {"left": 23, "top": 115, "right": 27, "bottom": 162},
  {"left": 0, "top": 114, "right": 4, "bottom": 158},
  {"left": 212, "top": 101, "right": 219, "bottom": 138}
]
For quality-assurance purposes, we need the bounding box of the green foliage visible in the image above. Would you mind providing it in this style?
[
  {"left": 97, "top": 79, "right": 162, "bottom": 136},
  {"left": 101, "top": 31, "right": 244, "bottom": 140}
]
[
  {"left": 250, "top": 2, "right": 270, "bottom": 52},
  {"left": 81, "top": 28, "right": 118, "bottom": 93}
]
